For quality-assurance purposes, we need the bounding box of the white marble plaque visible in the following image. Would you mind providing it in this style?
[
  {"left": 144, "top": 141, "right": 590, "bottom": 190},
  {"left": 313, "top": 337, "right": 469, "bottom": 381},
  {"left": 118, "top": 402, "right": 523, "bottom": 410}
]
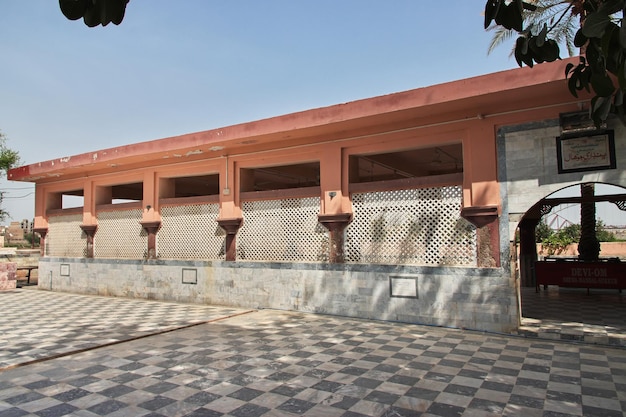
[
  {"left": 182, "top": 268, "right": 197, "bottom": 285},
  {"left": 389, "top": 276, "right": 418, "bottom": 298}
]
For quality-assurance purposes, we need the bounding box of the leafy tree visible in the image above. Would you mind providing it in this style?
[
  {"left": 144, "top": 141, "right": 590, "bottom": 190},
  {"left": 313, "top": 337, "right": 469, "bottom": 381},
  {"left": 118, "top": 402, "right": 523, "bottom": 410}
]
[
  {"left": 488, "top": 0, "right": 581, "bottom": 57},
  {"left": 539, "top": 219, "right": 616, "bottom": 254},
  {"left": 25, "top": 232, "right": 41, "bottom": 247},
  {"left": 484, "top": 0, "right": 625, "bottom": 126},
  {"left": 535, "top": 218, "right": 554, "bottom": 242},
  {"left": 595, "top": 219, "right": 618, "bottom": 241},
  {"left": 561, "top": 222, "right": 582, "bottom": 240},
  {"left": 59, "top": 0, "right": 129, "bottom": 27},
  {"left": 0, "top": 131, "right": 20, "bottom": 222}
]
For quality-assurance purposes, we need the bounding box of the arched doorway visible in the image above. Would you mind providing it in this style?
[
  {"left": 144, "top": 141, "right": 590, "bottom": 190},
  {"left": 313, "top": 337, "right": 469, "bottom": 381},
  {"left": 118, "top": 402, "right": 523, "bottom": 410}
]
[{"left": 514, "top": 182, "right": 626, "bottom": 345}]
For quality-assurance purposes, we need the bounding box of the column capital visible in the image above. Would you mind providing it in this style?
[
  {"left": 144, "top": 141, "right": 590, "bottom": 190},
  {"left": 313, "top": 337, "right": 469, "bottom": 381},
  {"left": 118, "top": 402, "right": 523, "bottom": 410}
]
[
  {"left": 32, "top": 227, "right": 48, "bottom": 237},
  {"left": 79, "top": 224, "right": 97, "bottom": 235},
  {"left": 317, "top": 212, "right": 352, "bottom": 227},
  {"left": 140, "top": 221, "right": 161, "bottom": 260},
  {"left": 32, "top": 228, "right": 48, "bottom": 257},
  {"left": 217, "top": 218, "right": 243, "bottom": 235},
  {"left": 217, "top": 218, "right": 243, "bottom": 261},
  {"left": 460, "top": 205, "right": 499, "bottom": 228},
  {"left": 318, "top": 212, "right": 352, "bottom": 263},
  {"left": 140, "top": 220, "right": 161, "bottom": 233},
  {"left": 80, "top": 224, "right": 98, "bottom": 258}
]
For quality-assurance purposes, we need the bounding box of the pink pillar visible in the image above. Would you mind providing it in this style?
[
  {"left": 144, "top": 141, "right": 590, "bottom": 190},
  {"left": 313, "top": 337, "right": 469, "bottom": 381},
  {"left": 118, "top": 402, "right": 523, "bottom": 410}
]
[
  {"left": 318, "top": 213, "right": 352, "bottom": 263},
  {"left": 217, "top": 218, "right": 243, "bottom": 261}
]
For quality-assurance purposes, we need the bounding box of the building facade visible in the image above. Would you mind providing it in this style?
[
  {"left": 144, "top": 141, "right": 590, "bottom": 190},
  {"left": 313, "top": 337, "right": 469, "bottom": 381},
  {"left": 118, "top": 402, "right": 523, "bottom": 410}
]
[{"left": 11, "top": 59, "right": 624, "bottom": 334}]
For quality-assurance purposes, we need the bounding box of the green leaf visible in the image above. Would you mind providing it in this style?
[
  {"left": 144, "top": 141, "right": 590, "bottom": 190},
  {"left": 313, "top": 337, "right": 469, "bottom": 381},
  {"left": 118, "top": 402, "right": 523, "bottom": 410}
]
[
  {"left": 568, "top": 75, "right": 580, "bottom": 97},
  {"left": 495, "top": 0, "right": 523, "bottom": 32},
  {"left": 514, "top": 36, "right": 532, "bottom": 67},
  {"left": 614, "top": 90, "right": 625, "bottom": 122},
  {"left": 582, "top": 11, "right": 611, "bottom": 38},
  {"left": 583, "top": 1, "right": 598, "bottom": 13},
  {"left": 59, "top": 0, "right": 86, "bottom": 21},
  {"left": 542, "top": 40, "right": 560, "bottom": 62},
  {"left": 585, "top": 40, "right": 606, "bottom": 73},
  {"left": 591, "top": 95, "right": 612, "bottom": 126},
  {"left": 574, "top": 29, "right": 588, "bottom": 48},
  {"left": 107, "top": 0, "right": 127, "bottom": 25},
  {"left": 621, "top": 59, "right": 626, "bottom": 89},
  {"left": 521, "top": 1, "right": 537, "bottom": 11},
  {"left": 620, "top": 16, "right": 626, "bottom": 48},
  {"left": 484, "top": 0, "right": 502, "bottom": 29},
  {"left": 536, "top": 23, "right": 547, "bottom": 47},
  {"left": 580, "top": 67, "right": 591, "bottom": 92},
  {"left": 591, "top": 71, "right": 616, "bottom": 96},
  {"left": 599, "top": 0, "right": 625, "bottom": 15},
  {"left": 614, "top": 89, "right": 624, "bottom": 107},
  {"left": 82, "top": 0, "right": 101, "bottom": 27},
  {"left": 601, "top": 22, "right": 619, "bottom": 55}
]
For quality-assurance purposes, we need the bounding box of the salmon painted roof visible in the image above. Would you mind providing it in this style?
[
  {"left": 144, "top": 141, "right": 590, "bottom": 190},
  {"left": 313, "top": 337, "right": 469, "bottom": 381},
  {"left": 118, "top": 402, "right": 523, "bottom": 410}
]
[{"left": 9, "top": 58, "right": 586, "bottom": 183}]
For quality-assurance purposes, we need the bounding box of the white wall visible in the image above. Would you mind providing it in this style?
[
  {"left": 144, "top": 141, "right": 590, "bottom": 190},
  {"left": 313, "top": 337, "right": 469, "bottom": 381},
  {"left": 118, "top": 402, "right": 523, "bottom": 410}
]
[{"left": 499, "top": 118, "right": 626, "bottom": 241}]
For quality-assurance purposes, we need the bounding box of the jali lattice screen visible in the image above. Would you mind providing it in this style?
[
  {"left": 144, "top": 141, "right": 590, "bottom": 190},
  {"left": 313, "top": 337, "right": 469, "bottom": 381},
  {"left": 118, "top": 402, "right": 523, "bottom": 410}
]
[
  {"left": 158, "top": 203, "right": 225, "bottom": 260},
  {"left": 46, "top": 213, "right": 86, "bottom": 257},
  {"left": 95, "top": 208, "right": 146, "bottom": 259},
  {"left": 346, "top": 186, "right": 477, "bottom": 266},
  {"left": 238, "top": 197, "right": 326, "bottom": 262}
]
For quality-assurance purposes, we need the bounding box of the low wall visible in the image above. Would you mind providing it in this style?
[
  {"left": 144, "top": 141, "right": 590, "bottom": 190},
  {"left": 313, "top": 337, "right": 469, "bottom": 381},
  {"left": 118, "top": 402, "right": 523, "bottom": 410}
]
[
  {"left": 1, "top": 249, "right": 40, "bottom": 282},
  {"left": 537, "top": 242, "right": 626, "bottom": 258},
  {"left": 38, "top": 258, "right": 518, "bottom": 334}
]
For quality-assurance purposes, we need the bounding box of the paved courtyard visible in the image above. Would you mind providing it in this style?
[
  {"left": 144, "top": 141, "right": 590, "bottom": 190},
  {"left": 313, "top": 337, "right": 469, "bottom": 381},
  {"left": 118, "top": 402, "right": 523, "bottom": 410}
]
[{"left": 1, "top": 289, "right": 625, "bottom": 417}]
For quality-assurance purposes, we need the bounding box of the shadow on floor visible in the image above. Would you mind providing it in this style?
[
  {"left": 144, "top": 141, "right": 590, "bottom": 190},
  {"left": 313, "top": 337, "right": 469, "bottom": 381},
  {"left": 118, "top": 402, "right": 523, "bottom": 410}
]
[{"left": 519, "top": 286, "right": 626, "bottom": 347}]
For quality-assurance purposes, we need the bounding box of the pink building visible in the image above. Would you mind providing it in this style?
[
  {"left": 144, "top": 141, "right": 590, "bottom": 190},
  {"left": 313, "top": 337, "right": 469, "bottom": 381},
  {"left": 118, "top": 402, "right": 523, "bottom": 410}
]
[{"left": 11, "top": 59, "right": 624, "bottom": 333}]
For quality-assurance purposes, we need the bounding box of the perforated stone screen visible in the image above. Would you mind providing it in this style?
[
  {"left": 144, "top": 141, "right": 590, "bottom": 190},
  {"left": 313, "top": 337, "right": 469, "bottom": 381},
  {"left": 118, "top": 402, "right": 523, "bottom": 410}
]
[
  {"left": 346, "top": 186, "right": 477, "bottom": 266},
  {"left": 238, "top": 197, "right": 326, "bottom": 262},
  {"left": 158, "top": 203, "right": 225, "bottom": 260},
  {"left": 46, "top": 213, "right": 86, "bottom": 257},
  {"left": 95, "top": 208, "right": 146, "bottom": 259}
]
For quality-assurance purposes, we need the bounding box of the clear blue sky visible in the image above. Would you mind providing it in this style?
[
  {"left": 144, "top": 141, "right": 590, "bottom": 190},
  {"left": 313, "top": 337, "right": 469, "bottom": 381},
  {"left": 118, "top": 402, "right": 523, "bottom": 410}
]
[{"left": 0, "top": 1, "right": 526, "bottom": 224}]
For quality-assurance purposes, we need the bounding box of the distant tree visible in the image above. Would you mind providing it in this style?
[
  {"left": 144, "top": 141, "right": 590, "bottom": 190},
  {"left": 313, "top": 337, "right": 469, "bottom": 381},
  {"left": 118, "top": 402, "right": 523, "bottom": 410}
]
[
  {"left": 59, "top": 0, "right": 129, "bottom": 27},
  {"left": 535, "top": 219, "right": 554, "bottom": 242},
  {"left": 540, "top": 218, "right": 616, "bottom": 254},
  {"left": 595, "top": 219, "right": 618, "bottom": 241},
  {"left": 484, "top": 0, "right": 625, "bottom": 127},
  {"left": 0, "top": 131, "right": 20, "bottom": 222},
  {"left": 25, "top": 232, "right": 40, "bottom": 247}
]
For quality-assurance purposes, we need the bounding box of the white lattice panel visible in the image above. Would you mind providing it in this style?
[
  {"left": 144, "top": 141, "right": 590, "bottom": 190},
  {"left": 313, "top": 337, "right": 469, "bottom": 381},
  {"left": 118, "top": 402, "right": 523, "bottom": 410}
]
[
  {"left": 95, "top": 208, "right": 146, "bottom": 259},
  {"left": 158, "top": 203, "right": 225, "bottom": 260},
  {"left": 46, "top": 214, "right": 86, "bottom": 257},
  {"left": 238, "top": 197, "right": 326, "bottom": 262},
  {"left": 346, "top": 186, "right": 477, "bottom": 266}
]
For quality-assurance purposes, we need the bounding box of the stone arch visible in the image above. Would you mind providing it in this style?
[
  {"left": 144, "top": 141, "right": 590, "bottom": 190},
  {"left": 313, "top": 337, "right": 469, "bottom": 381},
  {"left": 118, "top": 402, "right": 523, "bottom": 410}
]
[{"left": 515, "top": 181, "right": 626, "bottom": 288}]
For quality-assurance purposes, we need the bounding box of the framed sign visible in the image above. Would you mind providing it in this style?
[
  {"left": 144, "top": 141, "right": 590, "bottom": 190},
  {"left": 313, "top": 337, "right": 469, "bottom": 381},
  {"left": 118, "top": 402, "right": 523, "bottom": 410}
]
[
  {"left": 556, "top": 131, "right": 616, "bottom": 174},
  {"left": 182, "top": 268, "right": 197, "bottom": 285}
]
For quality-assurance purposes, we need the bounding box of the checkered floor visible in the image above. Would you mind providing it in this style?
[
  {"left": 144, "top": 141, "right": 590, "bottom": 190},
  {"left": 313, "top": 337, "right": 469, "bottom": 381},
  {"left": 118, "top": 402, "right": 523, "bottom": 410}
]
[
  {"left": 1, "top": 290, "right": 626, "bottom": 416},
  {"left": 0, "top": 289, "right": 245, "bottom": 370},
  {"left": 520, "top": 286, "right": 626, "bottom": 348}
]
